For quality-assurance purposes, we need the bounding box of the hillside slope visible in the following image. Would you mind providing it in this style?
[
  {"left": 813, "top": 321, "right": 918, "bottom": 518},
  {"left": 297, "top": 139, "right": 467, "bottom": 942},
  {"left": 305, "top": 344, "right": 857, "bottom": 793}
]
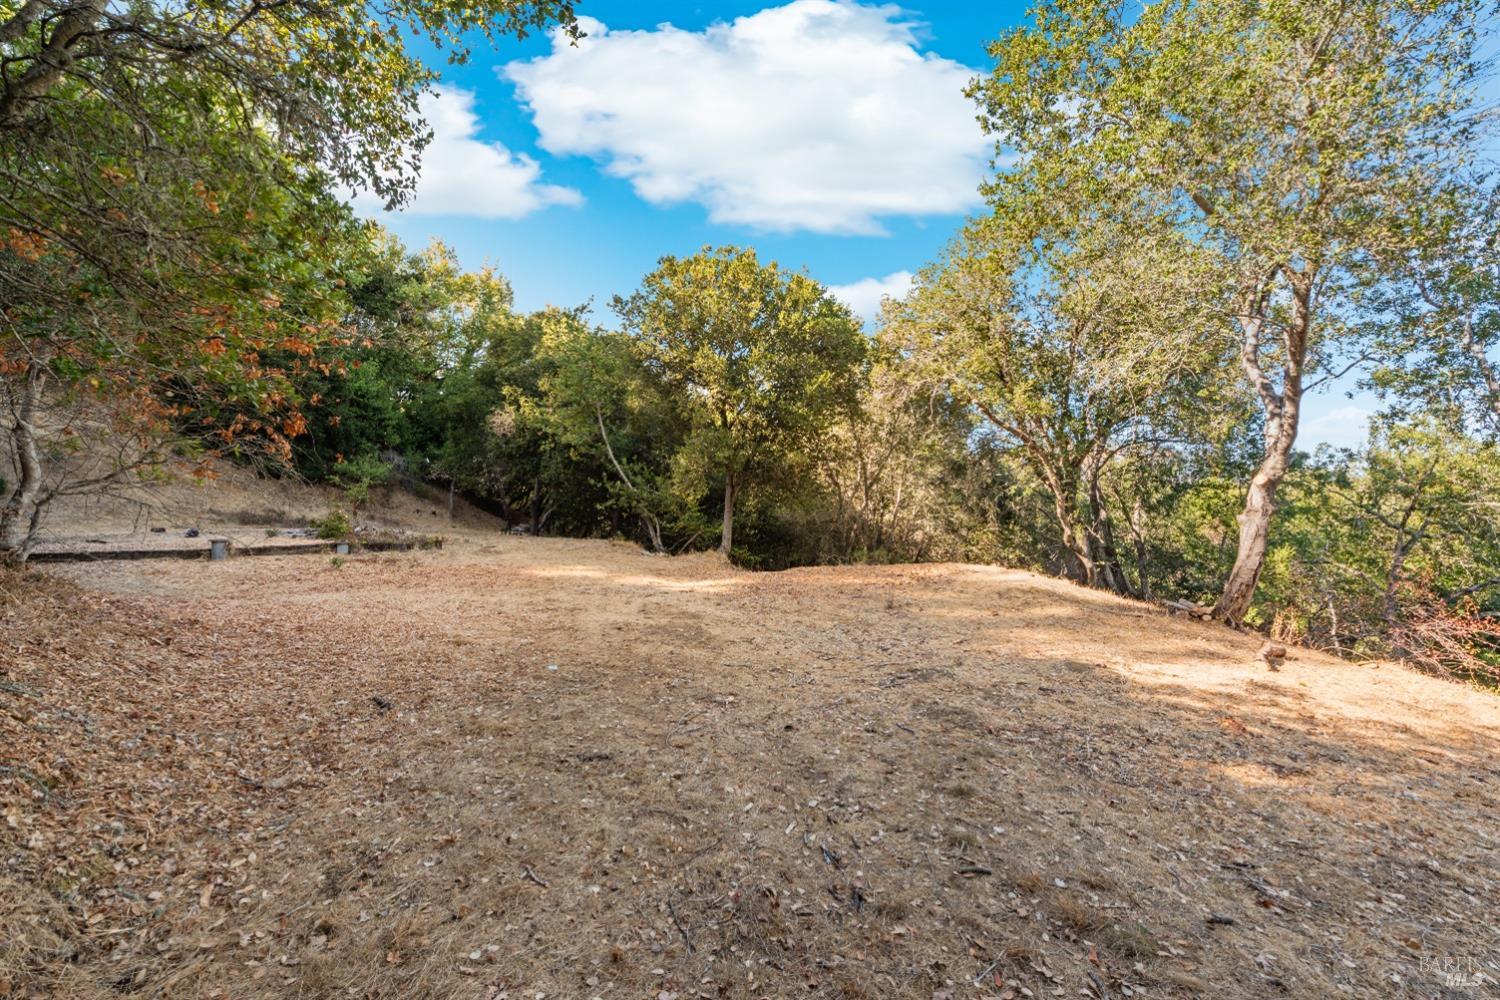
[
  {"left": 32, "top": 459, "right": 504, "bottom": 553},
  {"left": 3, "top": 537, "right": 1497, "bottom": 998}
]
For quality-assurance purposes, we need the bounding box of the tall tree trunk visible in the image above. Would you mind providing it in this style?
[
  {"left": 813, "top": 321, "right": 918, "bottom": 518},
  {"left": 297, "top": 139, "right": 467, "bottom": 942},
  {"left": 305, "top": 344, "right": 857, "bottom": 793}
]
[
  {"left": 1040, "top": 466, "right": 1094, "bottom": 585},
  {"left": 1216, "top": 456, "right": 1288, "bottom": 620},
  {"left": 1215, "top": 272, "right": 1308, "bottom": 622},
  {"left": 1057, "top": 515, "right": 1095, "bottom": 585},
  {"left": 1128, "top": 497, "right": 1152, "bottom": 601},
  {"left": 1085, "top": 461, "right": 1128, "bottom": 595},
  {"left": 594, "top": 405, "right": 664, "bottom": 553},
  {"left": 1383, "top": 536, "right": 1418, "bottom": 629},
  {"left": 1454, "top": 300, "right": 1500, "bottom": 424},
  {"left": 1, "top": 363, "right": 46, "bottom": 564},
  {"left": 719, "top": 473, "right": 735, "bottom": 556}
]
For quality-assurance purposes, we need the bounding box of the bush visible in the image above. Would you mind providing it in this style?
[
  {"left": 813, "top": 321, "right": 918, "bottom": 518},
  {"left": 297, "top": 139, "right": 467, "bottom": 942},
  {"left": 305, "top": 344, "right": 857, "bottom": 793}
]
[
  {"left": 312, "top": 509, "right": 352, "bottom": 540},
  {"left": 331, "top": 453, "right": 393, "bottom": 511}
]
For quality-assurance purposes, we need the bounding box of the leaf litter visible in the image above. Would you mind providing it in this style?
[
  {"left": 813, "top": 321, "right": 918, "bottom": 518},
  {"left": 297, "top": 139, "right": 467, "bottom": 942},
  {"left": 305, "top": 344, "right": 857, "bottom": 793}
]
[{"left": 2, "top": 537, "right": 1498, "bottom": 998}]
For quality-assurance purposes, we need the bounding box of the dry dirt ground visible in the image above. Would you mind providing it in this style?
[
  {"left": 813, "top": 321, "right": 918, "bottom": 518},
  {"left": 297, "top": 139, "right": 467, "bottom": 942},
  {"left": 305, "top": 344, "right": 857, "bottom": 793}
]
[{"left": 3, "top": 536, "right": 1499, "bottom": 1000}]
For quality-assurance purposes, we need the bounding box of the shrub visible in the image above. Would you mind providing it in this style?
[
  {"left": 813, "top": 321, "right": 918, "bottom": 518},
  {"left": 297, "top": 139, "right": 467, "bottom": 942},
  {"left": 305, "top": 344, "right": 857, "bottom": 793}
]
[
  {"left": 312, "top": 509, "right": 352, "bottom": 540},
  {"left": 331, "top": 454, "right": 393, "bottom": 511}
]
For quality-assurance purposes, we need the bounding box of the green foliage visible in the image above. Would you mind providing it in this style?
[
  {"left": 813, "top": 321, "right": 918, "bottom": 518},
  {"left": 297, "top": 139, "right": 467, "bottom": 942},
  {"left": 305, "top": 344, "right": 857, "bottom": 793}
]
[
  {"left": 613, "top": 246, "right": 867, "bottom": 554},
  {"left": 973, "top": 0, "right": 1486, "bottom": 271},
  {"left": 886, "top": 213, "right": 1240, "bottom": 591},
  {"left": 1, "top": 3, "right": 578, "bottom": 207},
  {"left": 422, "top": 303, "right": 623, "bottom": 536},
  {"left": 0, "top": 0, "right": 576, "bottom": 560},
  {"left": 970, "top": 0, "right": 1495, "bottom": 618},
  {"left": 526, "top": 312, "right": 698, "bottom": 551},
  {"left": 1368, "top": 182, "right": 1500, "bottom": 430},
  {"left": 0, "top": 68, "right": 363, "bottom": 556},
  {"left": 1261, "top": 421, "right": 1500, "bottom": 663},
  {"left": 281, "top": 238, "right": 473, "bottom": 481},
  {"left": 331, "top": 453, "right": 394, "bottom": 511},
  {"left": 312, "top": 509, "right": 353, "bottom": 540}
]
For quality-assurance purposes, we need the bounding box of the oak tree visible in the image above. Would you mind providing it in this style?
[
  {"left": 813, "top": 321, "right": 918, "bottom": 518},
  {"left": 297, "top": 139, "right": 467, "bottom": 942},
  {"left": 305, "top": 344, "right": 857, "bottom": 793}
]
[
  {"left": 0, "top": 0, "right": 577, "bottom": 560},
  {"left": 888, "top": 215, "right": 1235, "bottom": 592},
  {"left": 973, "top": 0, "right": 1493, "bottom": 619},
  {"left": 614, "top": 247, "right": 866, "bottom": 556}
]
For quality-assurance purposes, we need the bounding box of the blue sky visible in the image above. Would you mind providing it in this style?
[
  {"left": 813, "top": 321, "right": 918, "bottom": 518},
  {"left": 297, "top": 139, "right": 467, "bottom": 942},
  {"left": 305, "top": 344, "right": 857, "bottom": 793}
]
[{"left": 361, "top": 0, "right": 1378, "bottom": 449}]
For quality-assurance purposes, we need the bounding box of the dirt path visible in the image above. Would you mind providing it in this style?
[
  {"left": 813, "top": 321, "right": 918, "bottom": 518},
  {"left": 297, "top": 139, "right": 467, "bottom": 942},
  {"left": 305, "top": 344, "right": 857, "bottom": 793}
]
[{"left": 4, "top": 537, "right": 1498, "bottom": 998}]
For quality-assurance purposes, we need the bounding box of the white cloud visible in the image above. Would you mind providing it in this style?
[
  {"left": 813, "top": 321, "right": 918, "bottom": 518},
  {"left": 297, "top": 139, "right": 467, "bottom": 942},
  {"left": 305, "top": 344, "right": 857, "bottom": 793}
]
[
  {"left": 828, "top": 270, "right": 913, "bottom": 325},
  {"left": 505, "top": 3, "right": 989, "bottom": 234},
  {"left": 353, "top": 86, "right": 582, "bottom": 219}
]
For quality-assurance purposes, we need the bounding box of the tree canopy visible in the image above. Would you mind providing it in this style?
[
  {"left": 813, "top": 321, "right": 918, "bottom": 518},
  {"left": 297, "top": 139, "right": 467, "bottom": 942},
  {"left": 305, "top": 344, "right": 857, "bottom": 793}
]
[
  {"left": 0, "top": 0, "right": 576, "bottom": 560},
  {"left": 614, "top": 247, "right": 867, "bottom": 555},
  {"left": 971, "top": 0, "right": 1492, "bottom": 620}
]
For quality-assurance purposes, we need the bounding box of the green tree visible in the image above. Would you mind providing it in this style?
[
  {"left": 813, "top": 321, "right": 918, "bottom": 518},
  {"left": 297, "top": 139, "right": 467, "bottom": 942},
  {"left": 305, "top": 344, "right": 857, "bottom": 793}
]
[
  {"left": 1256, "top": 420, "right": 1500, "bottom": 677},
  {"left": 285, "top": 237, "right": 476, "bottom": 484},
  {"left": 814, "top": 350, "right": 1003, "bottom": 565},
  {"left": 973, "top": 0, "right": 1493, "bottom": 620},
  {"left": 1370, "top": 182, "right": 1500, "bottom": 430},
  {"left": 0, "top": 1, "right": 575, "bottom": 562},
  {"left": 887, "top": 217, "right": 1238, "bottom": 592},
  {"left": 415, "top": 276, "right": 549, "bottom": 517},
  {"left": 528, "top": 315, "right": 694, "bottom": 553},
  {"left": 1, "top": 3, "right": 575, "bottom": 192},
  {"left": 614, "top": 247, "right": 866, "bottom": 556},
  {"left": 0, "top": 107, "right": 358, "bottom": 559}
]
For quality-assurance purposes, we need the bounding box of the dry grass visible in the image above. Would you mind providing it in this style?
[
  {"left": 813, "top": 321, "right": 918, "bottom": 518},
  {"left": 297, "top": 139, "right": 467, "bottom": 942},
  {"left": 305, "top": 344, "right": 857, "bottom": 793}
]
[
  {"left": 2, "top": 538, "right": 1499, "bottom": 999},
  {"left": 30, "top": 456, "right": 499, "bottom": 559}
]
